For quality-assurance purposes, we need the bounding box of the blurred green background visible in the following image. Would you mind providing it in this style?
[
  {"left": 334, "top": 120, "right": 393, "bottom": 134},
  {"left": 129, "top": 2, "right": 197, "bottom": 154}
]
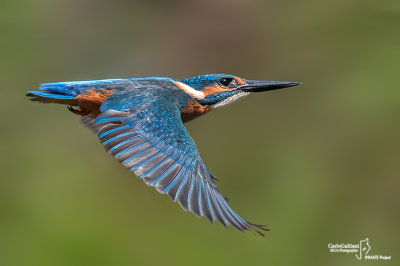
[{"left": 1, "top": 0, "right": 399, "bottom": 265}]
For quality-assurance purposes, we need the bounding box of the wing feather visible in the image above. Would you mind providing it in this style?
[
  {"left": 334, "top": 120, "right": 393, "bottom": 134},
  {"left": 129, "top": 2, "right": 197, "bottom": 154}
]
[{"left": 79, "top": 81, "right": 268, "bottom": 235}]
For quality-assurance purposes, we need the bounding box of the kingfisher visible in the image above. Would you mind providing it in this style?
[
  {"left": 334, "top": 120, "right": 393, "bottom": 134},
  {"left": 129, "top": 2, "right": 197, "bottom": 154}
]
[{"left": 27, "top": 74, "right": 300, "bottom": 236}]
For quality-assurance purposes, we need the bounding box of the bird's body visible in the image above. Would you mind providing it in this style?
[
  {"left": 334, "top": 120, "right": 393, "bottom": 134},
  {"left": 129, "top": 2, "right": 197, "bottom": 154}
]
[{"left": 27, "top": 74, "right": 300, "bottom": 236}]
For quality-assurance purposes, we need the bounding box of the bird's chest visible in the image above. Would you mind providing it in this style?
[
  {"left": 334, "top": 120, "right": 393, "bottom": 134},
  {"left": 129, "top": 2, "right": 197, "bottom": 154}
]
[{"left": 180, "top": 99, "right": 212, "bottom": 123}]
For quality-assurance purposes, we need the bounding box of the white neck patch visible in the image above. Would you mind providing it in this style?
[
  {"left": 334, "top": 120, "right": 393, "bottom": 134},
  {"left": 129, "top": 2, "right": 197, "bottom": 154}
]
[
  {"left": 173, "top": 81, "right": 205, "bottom": 100},
  {"left": 213, "top": 92, "right": 250, "bottom": 108}
]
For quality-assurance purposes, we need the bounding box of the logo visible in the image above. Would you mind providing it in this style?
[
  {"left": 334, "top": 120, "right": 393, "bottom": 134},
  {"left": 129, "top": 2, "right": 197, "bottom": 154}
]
[{"left": 328, "top": 238, "right": 391, "bottom": 261}]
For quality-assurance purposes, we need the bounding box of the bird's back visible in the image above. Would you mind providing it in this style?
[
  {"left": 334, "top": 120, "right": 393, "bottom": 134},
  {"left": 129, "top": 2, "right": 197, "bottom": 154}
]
[{"left": 27, "top": 77, "right": 190, "bottom": 117}]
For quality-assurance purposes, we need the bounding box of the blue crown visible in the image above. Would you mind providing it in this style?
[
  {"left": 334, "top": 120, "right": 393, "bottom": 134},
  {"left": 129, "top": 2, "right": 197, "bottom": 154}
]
[{"left": 182, "top": 74, "right": 235, "bottom": 90}]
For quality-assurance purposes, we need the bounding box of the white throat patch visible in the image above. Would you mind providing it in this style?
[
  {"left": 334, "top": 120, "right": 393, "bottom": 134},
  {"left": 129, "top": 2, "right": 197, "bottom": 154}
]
[
  {"left": 173, "top": 81, "right": 205, "bottom": 100},
  {"left": 213, "top": 92, "right": 250, "bottom": 108}
]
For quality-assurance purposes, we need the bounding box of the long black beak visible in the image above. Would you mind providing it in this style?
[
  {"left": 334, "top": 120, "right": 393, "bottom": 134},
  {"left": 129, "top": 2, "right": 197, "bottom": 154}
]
[{"left": 239, "top": 80, "right": 301, "bottom": 92}]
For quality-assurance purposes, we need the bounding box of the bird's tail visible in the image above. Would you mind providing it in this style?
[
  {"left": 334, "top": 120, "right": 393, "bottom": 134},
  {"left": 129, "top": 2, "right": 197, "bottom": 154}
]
[
  {"left": 27, "top": 80, "right": 117, "bottom": 116},
  {"left": 27, "top": 79, "right": 125, "bottom": 104},
  {"left": 26, "top": 81, "right": 82, "bottom": 104}
]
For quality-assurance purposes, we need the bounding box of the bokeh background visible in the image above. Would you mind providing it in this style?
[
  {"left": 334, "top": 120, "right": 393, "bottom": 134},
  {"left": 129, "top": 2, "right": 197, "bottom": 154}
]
[{"left": 1, "top": 0, "right": 399, "bottom": 265}]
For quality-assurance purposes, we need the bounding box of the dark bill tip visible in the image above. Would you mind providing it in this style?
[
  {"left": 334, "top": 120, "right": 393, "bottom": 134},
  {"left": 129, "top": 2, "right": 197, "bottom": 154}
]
[{"left": 239, "top": 80, "right": 302, "bottom": 93}]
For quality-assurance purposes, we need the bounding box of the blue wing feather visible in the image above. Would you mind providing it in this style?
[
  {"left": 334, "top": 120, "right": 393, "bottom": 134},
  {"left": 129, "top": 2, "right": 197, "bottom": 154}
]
[{"left": 76, "top": 79, "right": 268, "bottom": 234}]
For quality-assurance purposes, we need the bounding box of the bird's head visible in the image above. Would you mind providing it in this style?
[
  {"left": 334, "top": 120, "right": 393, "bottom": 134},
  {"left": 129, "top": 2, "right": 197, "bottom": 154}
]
[{"left": 180, "top": 74, "right": 301, "bottom": 107}]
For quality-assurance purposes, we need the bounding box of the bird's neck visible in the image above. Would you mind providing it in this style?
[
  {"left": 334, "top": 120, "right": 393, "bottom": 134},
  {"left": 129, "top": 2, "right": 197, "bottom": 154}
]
[{"left": 180, "top": 99, "right": 213, "bottom": 123}]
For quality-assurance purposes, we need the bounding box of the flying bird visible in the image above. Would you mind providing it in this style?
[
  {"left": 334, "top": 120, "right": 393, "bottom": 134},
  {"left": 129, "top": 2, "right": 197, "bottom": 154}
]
[{"left": 27, "top": 74, "right": 300, "bottom": 236}]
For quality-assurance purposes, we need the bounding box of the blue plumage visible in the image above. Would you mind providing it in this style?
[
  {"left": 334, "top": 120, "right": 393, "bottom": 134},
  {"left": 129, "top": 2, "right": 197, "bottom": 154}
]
[{"left": 26, "top": 91, "right": 76, "bottom": 100}]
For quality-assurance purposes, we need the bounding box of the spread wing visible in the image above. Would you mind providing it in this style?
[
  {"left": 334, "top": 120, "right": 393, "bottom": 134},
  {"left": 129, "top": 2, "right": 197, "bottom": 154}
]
[{"left": 82, "top": 82, "right": 268, "bottom": 235}]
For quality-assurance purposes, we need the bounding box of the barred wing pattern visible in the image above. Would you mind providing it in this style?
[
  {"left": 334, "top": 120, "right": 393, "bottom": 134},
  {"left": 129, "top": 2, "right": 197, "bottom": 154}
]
[{"left": 83, "top": 86, "right": 267, "bottom": 235}]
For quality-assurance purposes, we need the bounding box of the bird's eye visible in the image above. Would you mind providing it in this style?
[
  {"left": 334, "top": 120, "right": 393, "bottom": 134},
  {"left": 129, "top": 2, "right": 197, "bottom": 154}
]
[{"left": 219, "top": 78, "right": 233, "bottom": 87}]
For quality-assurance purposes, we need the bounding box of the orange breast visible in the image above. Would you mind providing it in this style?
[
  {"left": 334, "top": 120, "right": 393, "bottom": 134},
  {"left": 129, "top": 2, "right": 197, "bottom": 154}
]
[{"left": 180, "top": 99, "right": 212, "bottom": 123}]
